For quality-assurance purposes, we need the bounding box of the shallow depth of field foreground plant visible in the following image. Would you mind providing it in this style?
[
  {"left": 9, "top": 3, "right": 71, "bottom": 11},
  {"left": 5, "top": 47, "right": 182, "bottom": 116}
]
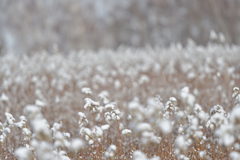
[{"left": 0, "top": 41, "right": 240, "bottom": 159}]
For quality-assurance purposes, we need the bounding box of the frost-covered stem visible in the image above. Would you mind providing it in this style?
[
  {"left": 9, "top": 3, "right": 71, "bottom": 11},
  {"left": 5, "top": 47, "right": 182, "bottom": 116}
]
[
  {"left": 0, "top": 141, "right": 4, "bottom": 160},
  {"left": 117, "top": 120, "right": 123, "bottom": 157},
  {"left": 159, "top": 143, "right": 162, "bottom": 159},
  {"left": 217, "top": 145, "right": 222, "bottom": 160},
  {"left": 28, "top": 139, "right": 31, "bottom": 148},
  {"left": 158, "top": 132, "right": 162, "bottom": 159},
  {"left": 170, "top": 133, "right": 173, "bottom": 160},
  {"left": 10, "top": 134, "right": 13, "bottom": 160},
  {"left": 5, "top": 139, "right": 9, "bottom": 160},
  {"left": 92, "top": 113, "right": 99, "bottom": 160},
  {"left": 76, "top": 152, "right": 79, "bottom": 160},
  {"left": 80, "top": 149, "right": 83, "bottom": 160},
  {"left": 211, "top": 135, "right": 214, "bottom": 160},
  {"left": 227, "top": 145, "right": 232, "bottom": 158}
]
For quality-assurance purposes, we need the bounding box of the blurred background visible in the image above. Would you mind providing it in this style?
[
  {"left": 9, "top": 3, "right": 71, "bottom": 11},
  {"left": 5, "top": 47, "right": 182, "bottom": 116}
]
[{"left": 0, "top": 0, "right": 239, "bottom": 54}]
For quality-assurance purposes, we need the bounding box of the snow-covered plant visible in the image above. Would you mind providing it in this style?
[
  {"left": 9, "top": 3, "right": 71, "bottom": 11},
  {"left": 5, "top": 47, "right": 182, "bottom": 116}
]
[
  {"left": 81, "top": 87, "right": 92, "bottom": 96},
  {"left": 84, "top": 98, "right": 99, "bottom": 112},
  {"left": 232, "top": 87, "right": 240, "bottom": 105},
  {"left": 14, "top": 147, "right": 33, "bottom": 160},
  {"left": 78, "top": 112, "right": 88, "bottom": 128},
  {"left": 105, "top": 144, "right": 117, "bottom": 159}
]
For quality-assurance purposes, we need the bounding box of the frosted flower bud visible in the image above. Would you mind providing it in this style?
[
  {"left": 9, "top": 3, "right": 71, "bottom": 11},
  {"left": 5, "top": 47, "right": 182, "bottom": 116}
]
[
  {"left": 0, "top": 93, "right": 9, "bottom": 102},
  {"left": 230, "top": 106, "right": 240, "bottom": 125},
  {"left": 105, "top": 145, "right": 117, "bottom": 158},
  {"left": 24, "top": 105, "right": 42, "bottom": 120},
  {"left": 176, "top": 111, "right": 186, "bottom": 124},
  {"left": 233, "top": 87, "right": 239, "bottom": 98},
  {"left": 233, "top": 87, "right": 240, "bottom": 105},
  {"left": 159, "top": 120, "right": 172, "bottom": 135},
  {"left": 146, "top": 97, "right": 164, "bottom": 117},
  {"left": 22, "top": 128, "right": 32, "bottom": 137},
  {"left": 98, "top": 91, "right": 110, "bottom": 104},
  {"left": 219, "top": 32, "right": 225, "bottom": 43},
  {"left": 84, "top": 98, "right": 99, "bottom": 111},
  {"left": 19, "top": 116, "right": 27, "bottom": 122},
  {"left": 14, "top": 147, "right": 33, "bottom": 160},
  {"left": 54, "top": 132, "right": 70, "bottom": 149},
  {"left": 1, "top": 127, "right": 10, "bottom": 141},
  {"left": 198, "top": 111, "right": 209, "bottom": 122},
  {"left": 135, "top": 123, "right": 152, "bottom": 133},
  {"left": 194, "top": 104, "right": 202, "bottom": 115},
  {"left": 132, "top": 150, "right": 148, "bottom": 160},
  {"left": 169, "top": 97, "right": 177, "bottom": 106},
  {"left": 180, "top": 87, "right": 195, "bottom": 107},
  {"left": 78, "top": 112, "right": 88, "bottom": 127},
  {"left": 81, "top": 87, "right": 92, "bottom": 95},
  {"left": 69, "top": 138, "right": 85, "bottom": 152},
  {"left": 175, "top": 136, "right": 188, "bottom": 155},
  {"left": 92, "top": 126, "right": 103, "bottom": 139},
  {"left": 215, "top": 124, "right": 234, "bottom": 147},
  {"left": 128, "top": 98, "right": 144, "bottom": 114},
  {"left": 63, "top": 132, "right": 71, "bottom": 139},
  {"left": 199, "top": 151, "right": 210, "bottom": 159},
  {"left": 178, "top": 125, "right": 184, "bottom": 135},
  {"left": 101, "top": 124, "right": 110, "bottom": 131},
  {"left": 177, "top": 155, "right": 190, "bottom": 160},
  {"left": 141, "top": 131, "right": 160, "bottom": 145},
  {"left": 114, "top": 80, "right": 121, "bottom": 90},
  {"left": 122, "top": 129, "right": 132, "bottom": 136},
  {"left": 5, "top": 112, "right": 15, "bottom": 126},
  {"left": 35, "top": 99, "right": 46, "bottom": 108},
  {"left": 83, "top": 128, "right": 95, "bottom": 144},
  {"left": 138, "top": 75, "right": 150, "bottom": 85},
  {"left": 165, "top": 101, "right": 175, "bottom": 112},
  {"left": 31, "top": 119, "right": 52, "bottom": 142},
  {"left": 51, "top": 121, "right": 62, "bottom": 134},
  {"left": 181, "top": 87, "right": 189, "bottom": 99},
  {"left": 210, "top": 105, "right": 226, "bottom": 116},
  {"left": 210, "top": 30, "right": 218, "bottom": 40},
  {"left": 229, "top": 151, "right": 240, "bottom": 160},
  {"left": 14, "top": 121, "right": 26, "bottom": 130},
  {"left": 78, "top": 112, "right": 87, "bottom": 119},
  {"left": 206, "top": 113, "right": 227, "bottom": 130},
  {"left": 105, "top": 103, "right": 116, "bottom": 110}
]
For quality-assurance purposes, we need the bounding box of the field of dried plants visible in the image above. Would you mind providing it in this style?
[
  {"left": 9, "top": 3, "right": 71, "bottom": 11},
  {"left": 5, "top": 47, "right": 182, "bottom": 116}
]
[{"left": 0, "top": 40, "right": 240, "bottom": 160}]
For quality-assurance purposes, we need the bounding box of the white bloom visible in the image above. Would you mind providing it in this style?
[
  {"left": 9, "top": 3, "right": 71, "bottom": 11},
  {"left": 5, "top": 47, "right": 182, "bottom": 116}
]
[
  {"left": 210, "top": 105, "right": 226, "bottom": 116},
  {"left": 14, "top": 147, "right": 32, "bottom": 160},
  {"left": 135, "top": 123, "right": 152, "bottom": 133},
  {"left": 35, "top": 99, "right": 46, "bottom": 107},
  {"left": 0, "top": 93, "right": 9, "bottom": 102},
  {"left": 84, "top": 98, "right": 99, "bottom": 111},
  {"left": 81, "top": 87, "right": 92, "bottom": 95},
  {"left": 69, "top": 138, "right": 85, "bottom": 152},
  {"left": 175, "top": 136, "right": 188, "bottom": 155},
  {"left": 159, "top": 120, "right": 172, "bottom": 135},
  {"left": 132, "top": 150, "right": 148, "bottom": 160},
  {"left": 105, "top": 145, "right": 117, "bottom": 158},
  {"left": 101, "top": 124, "right": 110, "bottom": 131},
  {"left": 5, "top": 112, "right": 15, "bottom": 126},
  {"left": 122, "top": 129, "right": 132, "bottom": 135}
]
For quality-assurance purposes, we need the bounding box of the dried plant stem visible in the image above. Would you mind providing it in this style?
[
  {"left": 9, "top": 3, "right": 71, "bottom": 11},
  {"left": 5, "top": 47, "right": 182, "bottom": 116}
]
[
  {"left": 92, "top": 113, "right": 99, "bottom": 160},
  {"left": 10, "top": 134, "right": 13, "bottom": 160},
  {"left": 0, "top": 141, "right": 4, "bottom": 160},
  {"left": 5, "top": 139, "right": 9, "bottom": 160},
  {"left": 117, "top": 120, "right": 123, "bottom": 157},
  {"left": 170, "top": 133, "right": 173, "bottom": 160},
  {"left": 211, "top": 141, "right": 214, "bottom": 160}
]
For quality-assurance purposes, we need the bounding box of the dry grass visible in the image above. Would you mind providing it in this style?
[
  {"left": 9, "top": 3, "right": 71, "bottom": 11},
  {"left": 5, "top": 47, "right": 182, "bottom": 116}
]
[{"left": 0, "top": 42, "right": 240, "bottom": 160}]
